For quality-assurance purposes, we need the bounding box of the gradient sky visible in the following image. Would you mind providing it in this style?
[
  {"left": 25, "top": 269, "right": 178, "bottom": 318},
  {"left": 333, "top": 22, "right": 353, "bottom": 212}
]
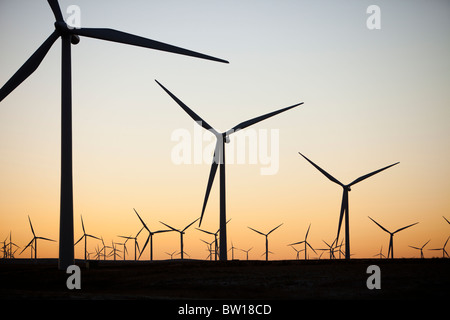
[{"left": 1, "top": 0, "right": 449, "bottom": 260}]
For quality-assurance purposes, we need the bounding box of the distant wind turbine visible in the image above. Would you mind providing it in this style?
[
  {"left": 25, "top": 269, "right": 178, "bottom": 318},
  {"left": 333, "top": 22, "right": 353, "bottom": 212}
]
[
  {"left": 373, "top": 246, "right": 386, "bottom": 259},
  {"left": 0, "top": 0, "right": 228, "bottom": 270},
  {"left": 288, "top": 223, "right": 317, "bottom": 260},
  {"left": 20, "top": 216, "right": 56, "bottom": 259},
  {"left": 248, "top": 223, "right": 283, "bottom": 261},
  {"left": 156, "top": 79, "right": 302, "bottom": 261},
  {"left": 165, "top": 251, "right": 177, "bottom": 260},
  {"left": 118, "top": 227, "right": 143, "bottom": 261},
  {"left": 74, "top": 215, "right": 100, "bottom": 261},
  {"left": 428, "top": 236, "right": 449, "bottom": 258},
  {"left": 196, "top": 218, "right": 231, "bottom": 261},
  {"left": 298, "top": 152, "right": 399, "bottom": 260},
  {"left": 290, "top": 246, "right": 304, "bottom": 260},
  {"left": 409, "top": 240, "right": 430, "bottom": 259},
  {"left": 228, "top": 242, "right": 239, "bottom": 260},
  {"left": 134, "top": 208, "right": 172, "bottom": 260},
  {"left": 368, "top": 216, "right": 418, "bottom": 259},
  {"left": 240, "top": 247, "right": 253, "bottom": 261},
  {"left": 159, "top": 218, "right": 200, "bottom": 260}
]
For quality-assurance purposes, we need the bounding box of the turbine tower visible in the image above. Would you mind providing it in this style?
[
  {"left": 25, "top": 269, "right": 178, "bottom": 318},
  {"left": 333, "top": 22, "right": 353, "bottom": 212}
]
[
  {"left": 159, "top": 218, "right": 199, "bottom": 260},
  {"left": 156, "top": 79, "right": 302, "bottom": 260},
  {"left": 248, "top": 223, "right": 283, "bottom": 261},
  {"left": 0, "top": 0, "right": 228, "bottom": 270},
  {"left": 368, "top": 216, "right": 418, "bottom": 259},
  {"left": 288, "top": 223, "right": 317, "bottom": 260},
  {"left": 298, "top": 152, "right": 399, "bottom": 260}
]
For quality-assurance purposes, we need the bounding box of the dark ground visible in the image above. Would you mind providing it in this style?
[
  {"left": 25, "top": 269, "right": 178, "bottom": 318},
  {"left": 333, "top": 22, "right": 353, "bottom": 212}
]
[{"left": 0, "top": 258, "right": 448, "bottom": 301}]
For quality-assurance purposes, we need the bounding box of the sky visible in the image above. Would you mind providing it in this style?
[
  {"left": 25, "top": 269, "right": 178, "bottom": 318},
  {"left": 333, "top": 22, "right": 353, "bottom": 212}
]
[{"left": 0, "top": 0, "right": 449, "bottom": 261}]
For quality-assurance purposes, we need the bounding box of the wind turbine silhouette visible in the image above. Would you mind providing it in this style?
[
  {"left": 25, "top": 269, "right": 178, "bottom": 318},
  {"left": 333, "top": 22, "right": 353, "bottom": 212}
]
[
  {"left": 0, "top": 0, "right": 228, "bottom": 270},
  {"left": 228, "top": 242, "right": 239, "bottom": 260},
  {"left": 248, "top": 223, "right": 283, "bottom": 261},
  {"left": 368, "top": 216, "right": 418, "bottom": 259},
  {"left": 133, "top": 209, "right": 172, "bottom": 261},
  {"left": 409, "top": 240, "right": 430, "bottom": 259},
  {"left": 196, "top": 218, "right": 231, "bottom": 261},
  {"left": 156, "top": 80, "right": 302, "bottom": 260},
  {"left": 74, "top": 215, "right": 100, "bottom": 261},
  {"left": 118, "top": 227, "right": 143, "bottom": 261},
  {"left": 159, "top": 218, "right": 200, "bottom": 260},
  {"left": 20, "top": 216, "right": 56, "bottom": 259},
  {"left": 288, "top": 223, "right": 317, "bottom": 260},
  {"left": 290, "top": 246, "right": 304, "bottom": 260},
  {"left": 373, "top": 246, "right": 386, "bottom": 259},
  {"left": 428, "top": 236, "right": 449, "bottom": 258},
  {"left": 240, "top": 247, "right": 253, "bottom": 260},
  {"left": 298, "top": 152, "right": 399, "bottom": 260}
]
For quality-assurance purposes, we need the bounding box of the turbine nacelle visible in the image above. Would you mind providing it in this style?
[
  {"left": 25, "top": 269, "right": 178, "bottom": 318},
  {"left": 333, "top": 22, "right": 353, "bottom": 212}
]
[{"left": 54, "top": 21, "right": 80, "bottom": 45}]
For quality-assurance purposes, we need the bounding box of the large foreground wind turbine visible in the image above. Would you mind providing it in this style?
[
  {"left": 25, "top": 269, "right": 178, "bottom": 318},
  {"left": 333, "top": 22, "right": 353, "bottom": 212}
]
[
  {"left": 160, "top": 218, "right": 199, "bottom": 260},
  {"left": 288, "top": 223, "right": 317, "bottom": 260},
  {"left": 20, "top": 216, "right": 56, "bottom": 259},
  {"left": 368, "top": 216, "right": 418, "bottom": 259},
  {"left": 248, "top": 223, "right": 283, "bottom": 261},
  {"left": 0, "top": 0, "right": 228, "bottom": 270},
  {"left": 156, "top": 80, "right": 302, "bottom": 260},
  {"left": 298, "top": 152, "right": 399, "bottom": 260},
  {"left": 74, "top": 215, "right": 100, "bottom": 261}
]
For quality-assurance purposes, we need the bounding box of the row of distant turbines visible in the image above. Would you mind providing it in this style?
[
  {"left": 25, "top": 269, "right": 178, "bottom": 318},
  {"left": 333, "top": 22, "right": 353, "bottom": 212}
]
[
  {"left": 0, "top": 1, "right": 449, "bottom": 268},
  {"left": 2, "top": 214, "right": 449, "bottom": 261}
]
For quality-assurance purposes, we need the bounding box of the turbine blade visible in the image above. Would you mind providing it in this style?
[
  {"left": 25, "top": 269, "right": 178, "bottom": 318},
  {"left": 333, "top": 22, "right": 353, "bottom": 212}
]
[
  {"left": 155, "top": 80, "right": 219, "bottom": 135},
  {"left": 81, "top": 215, "right": 85, "bottom": 234},
  {"left": 267, "top": 223, "right": 283, "bottom": 235},
  {"left": 0, "top": 31, "right": 60, "bottom": 102},
  {"left": 348, "top": 162, "right": 400, "bottom": 187},
  {"left": 74, "top": 235, "right": 84, "bottom": 246},
  {"left": 47, "top": 0, "right": 64, "bottom": 22},
  {"left": 72, "top": 28, "right": 228, "bottom": 63},
  {"left": 288, "top": 241, "right": 305, "bottom": 246},
  {"left": 305, "top": 223, "right": 311, "bottom": 239},
  {"left": 159, "top": 221, "right": 179, "bottom": 232},
  {"left": 368, "top": 216, "right": 390, "bottom": 234},
  {"left": 199, "top": 142, "right": 220, "bottom": 226},
  {"left": 248, "top": 227, "right": 265, "bottom": 236},
  {"left": 196, "top": 228, "right": 214, "bottom": 235},
  {"left": 306, "top": 241, "right": 317, "bottom": 254},
  {"left": 182, "top": 218, "right": 200, "bottom": 232},
  {"left": 393, "top": 222, "right": 418, "bottom": 234},
  {"left": 133, "top": 208, "right": 149, "bottom": 231},
  {"left": 226, "top": 102, "right": 303, "bottom": 135},
  {"left": 336, "top": 190, "right": 347, "bottom": 241},
  {"left": 443, "top": 216, "right": 450, "bottom": 224},
  {"left": 37, "top": 237, "right": 56, "bottom": 242},
  {"left": 298, "top": 153, "right": 343, "bottom": 187},
  {"left": 20, "top": 239, "right": 34, "bottom": 254},
  {"left": 28, "top": 216, "right": 35, "bottom": 237}
]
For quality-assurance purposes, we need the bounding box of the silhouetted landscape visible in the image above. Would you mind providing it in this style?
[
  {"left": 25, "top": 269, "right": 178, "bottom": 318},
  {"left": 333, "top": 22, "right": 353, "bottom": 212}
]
[{"left": 1, "top": 258, "right": 448, "bottom": 300}]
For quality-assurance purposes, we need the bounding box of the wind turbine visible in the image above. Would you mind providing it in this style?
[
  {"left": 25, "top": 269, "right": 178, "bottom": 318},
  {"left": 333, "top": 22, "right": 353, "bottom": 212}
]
[
  {"left": 248, "top": 223, "right": 283, "bottom": 261},
  {"left": 368, "top": 216, "right": 418, "bottom": 259},
  {"left": 290, "top": 245, "right": 304, "bottom": 260},
  {"left": 240, "top": 247, "right": 253, "bottom": 261},
  {"left": 118, "top": 227, "right": 143, "bottom": 261},
  {"left": 196, "top": 218, "right": 231, "bottom": 261},
  {"left": 200, "top": 239, "right": 215, "bottom": 260},
  {"left": 298, "top": 152, "right": 399, "bottom": 260},
  {"left": 428, "top": 236, "right": 449, "bottom": 258},
  {"left": 228, "top": 242, "right": 239, "bottom": 260},
  {"left": 74, "top": 215, "right": 100, "bottom": 261},
  {"left": 108, "top": 241, "right": 121, "bottom": 261},
  {"left": 165, "top": 251, "right": 177, "bottom": 260},
  {"left": 100, "top": 237, "right": 112, "bottom": 261},
  {"left": 288, "top": 223, "right": 317, "bottom": 260},
  {"left": 20, "top": 216, "right": 56, "bottom": 259},
  {"left": 133, "top": 208, "right": 172, "bottom": 260},
  {"left": 159, "top": 218, "right": 199, "bottom": 260},
  {"left": 373, "top": 246, "right": 386, "bottom": 259},
  {"left": 156, "top": 80, "right": 302, "bottom": 261},
  {"left": 409, "top": 240, "right": 430, "bottom": 259},
  {"left": 0, "top": 0, "right": 228, "bottom": 270}
]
